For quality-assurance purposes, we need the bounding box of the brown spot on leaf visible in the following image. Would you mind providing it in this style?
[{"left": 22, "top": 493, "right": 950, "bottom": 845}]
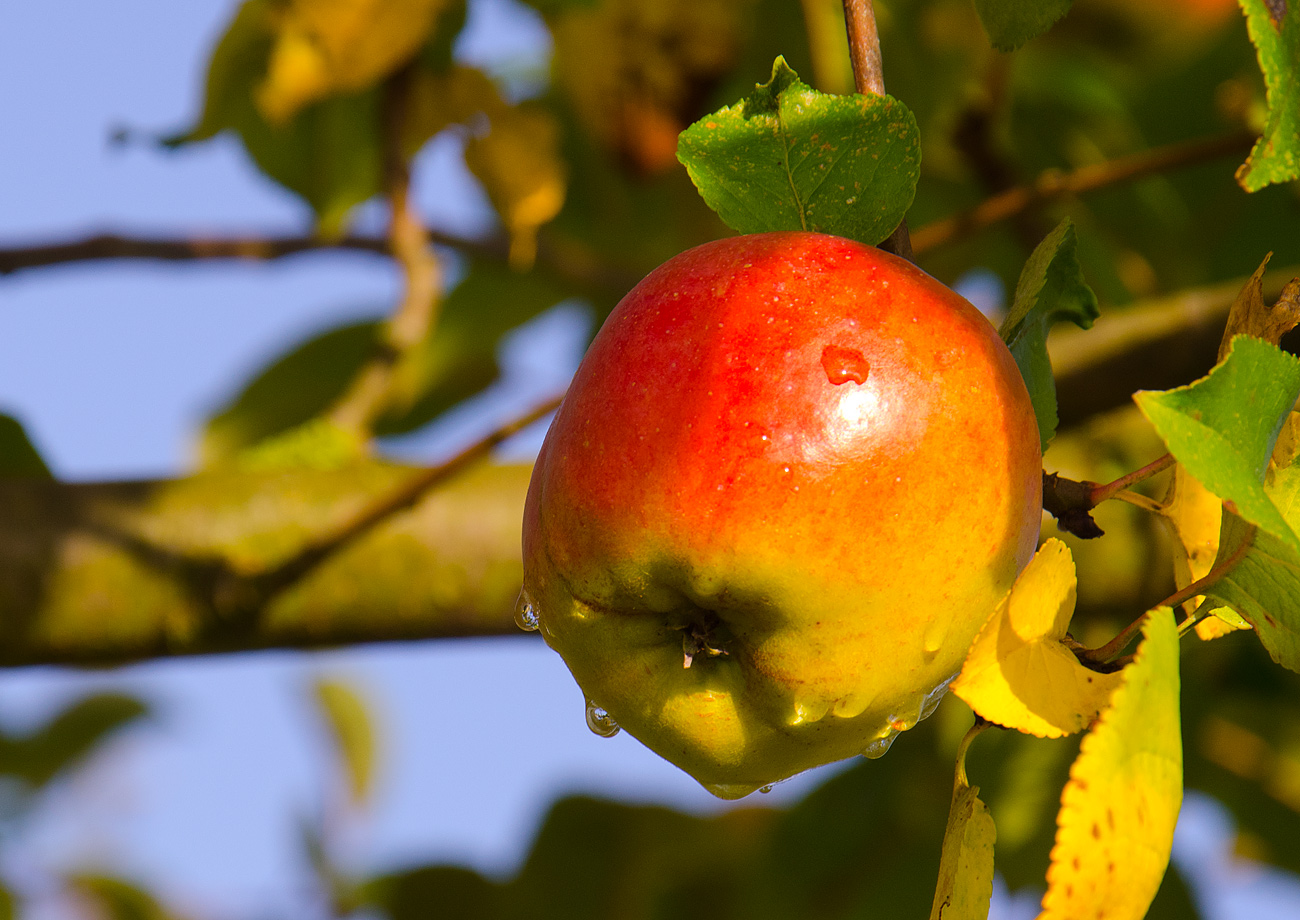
[{"left": 1092, "top": 822, "right": 1102, "bottom": 839}]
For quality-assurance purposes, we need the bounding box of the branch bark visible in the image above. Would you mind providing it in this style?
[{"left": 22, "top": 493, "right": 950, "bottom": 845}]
[{"left": 912, "top": 131, "right": 1257, "bottom": 255}]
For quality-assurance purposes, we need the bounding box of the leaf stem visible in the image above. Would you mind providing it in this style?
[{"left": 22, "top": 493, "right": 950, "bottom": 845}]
[
  {"left": 953, "top": 718, "right": 991, "bottom": 789},
  {"left": 1088, "top": 453, "right": 1175, "bottom": 505},
  {"left": 1080, "top": 522, "right": 1256, "bottom": 664},
  {"left": 840, "top": 0, "right": 914, "bottom": 262}
]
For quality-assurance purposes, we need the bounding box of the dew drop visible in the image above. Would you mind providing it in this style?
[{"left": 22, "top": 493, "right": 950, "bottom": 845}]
[
  {"left": 759, "top": 784, "right": 774, "bottom": 794},
  {"left": 922, "top": 616, "right": 949, "bottom": 654},
  {"left": 862, "top": 731, "right": 898, "bottom": 759},
  {"left": 821, "top": 344, "right": 870, "bottom": 385},
  {"left": 513, "top": 590, "right": 540, "bottom": 632},
  {"left": 585, "top": 700, "right": 621, "bottom": 738}
]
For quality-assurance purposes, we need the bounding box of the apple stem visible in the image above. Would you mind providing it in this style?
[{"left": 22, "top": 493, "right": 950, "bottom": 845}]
[{"left": 840, "top": 0, "right": 915, "bottom": 262}]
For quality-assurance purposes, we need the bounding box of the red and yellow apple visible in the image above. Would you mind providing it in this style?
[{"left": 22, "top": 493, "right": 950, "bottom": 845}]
[{"left": 520, "top": 231, "right": 1042, "bottom": 797}]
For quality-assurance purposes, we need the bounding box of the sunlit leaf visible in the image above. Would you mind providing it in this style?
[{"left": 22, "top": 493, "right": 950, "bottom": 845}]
[
  {"left": 1135, "top": 335, "right": 1300, "bottom": 553},
  {"left": 312, "top": 677, "right": 377, "bottom": 805},
  {"left": 1205, "top": 456, "right": 1300, "bottom": 671},
  {"left": 464, "top": 106, "right": 567, "bottom": 269},
  {"left": 1039, "top": 609, "right": 1182, "bottom": 920},
  {"left": 1236, "top": 0, "right": 1300, "bottom": 191},
  {"left": 1157, "top": 465, "right": 1248, "bottom": 640},
  {"left": 952, "top": 539, "right": 1122, "bottom": 738},
  {"left": 0, "top": 693, "right": 149, "bottom": 789},
  {"left": 257, "top": 0, "right": 454, "bottom": 123},
  {"left": 929, "top": 757, "right": 996, "bottom": 920},
  {"left": 971, "top": 0, "right": 1073, "bottom": 52},
  {"left": 999, "top": 219, "right": 1100, "bottom": 451},
  {"left": 0, "top": 413, "right": 51, "bottom": 478},
  {"left": 676, "top": 57, "right": 920, "bottom": 246},
  {"left": 67, "top": 875, "right": 173, "bottom": 920}
]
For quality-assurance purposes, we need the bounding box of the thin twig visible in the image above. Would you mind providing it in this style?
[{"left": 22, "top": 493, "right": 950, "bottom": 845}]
[
  {"left": 256, "top": 394, "right": 564, "bottom": 602},
  {"left": 1088, "top": 452, "right": 1175, "bottom": 505},
  {"left": 1080, "top": 522, "right": 1256, "bottom": 665},
  {"left": 328, "top": 67, "right": 444, "bottom": 435},
  {"left": 912, "top": 131, "right": 1257, "bottom": 255},
  {"left": 841, "top": 0, "right": 914, "bottom": 261}
]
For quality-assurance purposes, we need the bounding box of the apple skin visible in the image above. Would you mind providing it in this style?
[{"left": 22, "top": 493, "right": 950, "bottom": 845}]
[{"left": 521, "top": 231, "right": 1041, "bottom": 797}]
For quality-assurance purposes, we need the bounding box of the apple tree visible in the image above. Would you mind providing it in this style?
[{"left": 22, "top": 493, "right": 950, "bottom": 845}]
[{"left": 2, "top": 0, "right": 1300, "bottom": 918}]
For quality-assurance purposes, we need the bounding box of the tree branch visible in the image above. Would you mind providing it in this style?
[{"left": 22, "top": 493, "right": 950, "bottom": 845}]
[
  {"left": 912, "top": 131, "right": 1257, "bottom": 255},
  {"left": 841, "top": 0, "right": 914, "bottom": 261}
]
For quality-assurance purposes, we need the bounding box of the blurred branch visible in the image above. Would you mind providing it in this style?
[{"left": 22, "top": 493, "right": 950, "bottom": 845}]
[
  {"left": 1052, "top": 265, "right": 1299, "bottom": 428},
  {"left": 0, "top": 232, "right": 389, "bottom": 271},
  {"left": 841, "top": 0, "right": 914, "bottom": 261},
  {"left": 912, "top": 131, "right": 1257, "bottom": 255},
  {"left": 329, "top": 67, "right": 443, "bottom": 435}
]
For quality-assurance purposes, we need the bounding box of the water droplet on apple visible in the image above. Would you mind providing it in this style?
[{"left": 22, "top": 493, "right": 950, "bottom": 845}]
[
  {"left": 820, "top": 344, "right": 870, "bottom": 385},
  {"left": 759, "top": 784, "right": 774, "bottom": 794},
  {"left": 919, "top": 678, "right": 951, "bottom": 721},
  {"left": 585, "top": 700, "right": 620, "bottom": 738},
  {"left": 514, "top": 590, "right": 540, "bottom": 632},
  {"left": 922, "top": 616, "right": 949, "bottom": 653},
  {"left": 862, "top": 731, "right": 898, "bottom": 759}
]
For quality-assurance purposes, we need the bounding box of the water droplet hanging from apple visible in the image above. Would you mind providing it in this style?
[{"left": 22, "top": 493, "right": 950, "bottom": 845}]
[
  {"left": 585, "top": 699, "right": 621, "bottom": 737},
  {"left": 514, "top": 590, "right": 540, "bottom": 632}
]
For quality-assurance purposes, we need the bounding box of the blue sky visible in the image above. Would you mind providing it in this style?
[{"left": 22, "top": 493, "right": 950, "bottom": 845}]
[{"left": 1, "top": 3, "right": 1298, "bottom": 919}]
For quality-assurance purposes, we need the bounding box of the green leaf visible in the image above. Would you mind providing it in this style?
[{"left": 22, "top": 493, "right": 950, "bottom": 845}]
[
  {"left": 1136, "top": 335, "right": 1300, "bottom": 553},
  {"left": 972, "top": 0, "right": 1074, "bottom": 52},
  {"left": 200, "top": 262, "right": 578, "bottom": 463},
  {"left": 167, "top": 1, "right": 482, "bottom": 234},
  {"left": 0, "top": 414, "right": 51, "bottom": 478},
  {"left": 1206, "top": 459, "right": 1300, "bottom": 671},
  {"left": 363, "top": 865, "right": 502, "bottom": 920},
  {"left": 999, "top": 219, "right": 1100, "bottom": 451},
  {"left": 1236, "top": 0, "right": 1300, "bottom": 191},
  {"left": 66, "top": 876, "right": 172, "bottom": 920},
  {"left": 0, "top": 693, "right": 148, "bottom": 789},
  {"left": 201, "top": 320, "right": 379, "bottom": 464},
  {"left": 676, "top": 56, "right": 920, "bottom": 246},
  {"left": 312, "top": 676, "right": 377, "bottom": 805}
]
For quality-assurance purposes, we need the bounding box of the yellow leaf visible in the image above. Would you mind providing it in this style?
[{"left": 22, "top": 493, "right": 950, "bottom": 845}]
[
  {"left": 313, "top": 677, "right": 378, "bottom": 806},
  {"left": 258, "top": 0, "right": 450, "bottom": 124},
  {"left": 464, "top": 107, "right": 567, "bottom": 270},
  {"left": 1038, "top": 609, "right": 1183, "bottom": 920},
  {"left": 951, "top": 540, "right": 1122, "bottom": 738},
  {"left": 930, "top": 767, "right": 996, "bottom": 919}
]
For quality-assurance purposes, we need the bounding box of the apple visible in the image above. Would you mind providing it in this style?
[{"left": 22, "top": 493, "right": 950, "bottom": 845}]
[{"left": 519, "top": 231, "right": 1042, "bottom": 798}]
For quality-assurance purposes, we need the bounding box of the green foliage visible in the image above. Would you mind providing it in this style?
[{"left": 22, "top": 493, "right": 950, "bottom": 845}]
[
  {"left": 1136, "top": 335, "right": 1300, "bottom": 552},
  {"left": 66, "top": 875, "right": 174, "bottom": 920},
  {"left": 677, "top": 57, "right": 920, "bottom": 245},
  {"left": 1237, "top": 0, "right": 1300, "bottom": 190},
  {"left": 999, "top": 219, "right": 1100, "bottom": 450},
  {"left": 0, "top": 414, "right": 50, "bottom": 478},
  {"left": 972, "top": 0, "right": 1074, "bottom": 51},
  {"left": 0, "top": 693, "right": 148, "bottom": 789},
  {"left": 200, "top": 261, "right": 581, "bottom": 464}
]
